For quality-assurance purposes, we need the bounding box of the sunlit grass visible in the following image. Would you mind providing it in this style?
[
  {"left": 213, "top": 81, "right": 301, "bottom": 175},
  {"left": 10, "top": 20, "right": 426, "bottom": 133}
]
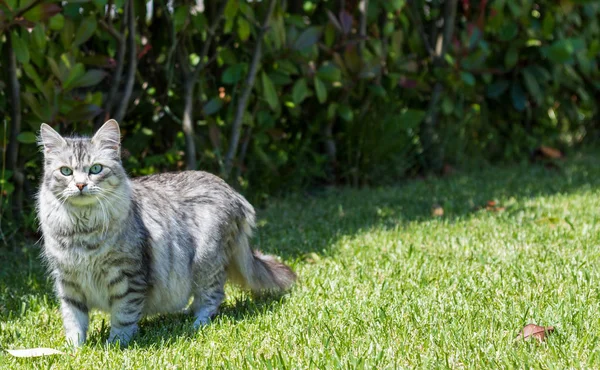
[{"left": 2, "top": 151, "right": 600, "bottom": 368}]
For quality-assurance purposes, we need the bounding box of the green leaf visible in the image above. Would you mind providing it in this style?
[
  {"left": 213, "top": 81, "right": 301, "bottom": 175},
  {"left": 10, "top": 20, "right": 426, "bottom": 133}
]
[
  {"left": 278, "top": 60, "right": 298, "bottom": 75},
  {"left": 261, "top": 72, "right": 279, "bottom": 111},
  {"left": 61, "top": 18, "right": 74, "bottom": 48},
  {"left": 292, "top": 78, "right": 310, "bottom": 105},
  {"left": 510, "top": 82, "right": 527, "bottom": 112},
  {"left": 174, "top": 6, "right": 188, "bottom": 32},
  {"left": 49, "top": 13, "right": 64, "bottom": 30},
  {"left": 460, "top": 71, "right": 476, "bottom": 86},
  {"left": 222, "top": 63, "right": 245, "bottom": 85},
  {"left": 338, "top": 104, "right": 353, "bottom": 122},
  {"left": 504, "top": 45, "right": 518, "bottom": 69},
  {"left": 70, "top": 69, "right": 107, "bottom": 89},
  {"left": 398, "top": 109, "right": 426, "bottom": 129},
  {"left": 32, "top": 24, "right": 47, "bottom": 52},
  {"left": 314, "top": 76, "right": 327, "bottom": 104},
  {"left": 293, "top": 26, "right": 321, "bottom": 51},
  {"left": 62, "top": 63, "right": 86, "bottom": 91},
  {"left": 47, "top": 57, "right": 64, "bottom": 81},
  {"left": 317, "top": 63, "right": 341, "bottom": 82},
  {"left": 73, "top": 16, "right": 97, "bottom": 47},
  {"left": 21, "top": 92, "right": 46, "bottom": 120},
  {"left": 486, "top": 80, "right": 510, "bottom": 99},
  {"left": 542, "top": 12, "right": 554, "bottom": 39},
  {"left": 498, "top": 22, "right": 518, "bottom": 41},
  {"left": 441, "top": 96, "right": 454, "bottom": 115},
  {"left": 64, "top": 104, "right": 102, "bottom": 122},
  {"left": 224, "top": 0, "right": 239, "bottom": 34},
  {"left": 23, "top": 3, "right": 61, "bottom": 22},
  {"left": 23, "top": 64, "right": 45, "bottom": 92},
  {"left": 545, "top": 38, "right": 583, "bottom": 64},
  {"left": 17, "top": 132, "right": 37, "bottom": 144},
  {"left": 324, "top": 23, "right": 336, "bottom": 47},
  {"left": 189, "top": 53, "right": 200, "bottom": 67},
  {"left": 522, "top": 68, "right": 543, "bottom": 105},
  {"left": 203, "top": 97, "right": 223, "bottom": 116},
  {"left": 237, "top": 17, "right": 251, "bottom": 42},
  {"left": 11, "top": 32, "right": 30, "bottom": 64}
]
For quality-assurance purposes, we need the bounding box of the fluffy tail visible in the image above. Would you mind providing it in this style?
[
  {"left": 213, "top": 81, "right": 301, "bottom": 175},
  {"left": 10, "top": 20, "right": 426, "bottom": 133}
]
[{"left": 228, "top": 221, "right": 296, "bottom": 292}]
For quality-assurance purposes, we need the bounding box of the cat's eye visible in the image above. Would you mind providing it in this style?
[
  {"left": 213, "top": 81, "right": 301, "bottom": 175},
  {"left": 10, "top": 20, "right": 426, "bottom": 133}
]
[
  {"left": 59, "top": 167, "right": 72, "bottom": 176},
  {"left": 89, "top": 164, "right": 103, "bottom": 175}
]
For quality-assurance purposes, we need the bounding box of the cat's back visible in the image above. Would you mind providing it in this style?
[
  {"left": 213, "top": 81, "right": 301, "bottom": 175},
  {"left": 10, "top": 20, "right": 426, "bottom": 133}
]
[{"left": 130, "top": 170, "right": 254, "bottom": 218}]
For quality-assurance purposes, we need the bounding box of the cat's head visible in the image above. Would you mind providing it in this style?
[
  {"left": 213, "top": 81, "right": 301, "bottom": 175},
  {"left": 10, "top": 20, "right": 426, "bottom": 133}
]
[{"left": 39, "top": 120, "right": 128, "bottom": 206}]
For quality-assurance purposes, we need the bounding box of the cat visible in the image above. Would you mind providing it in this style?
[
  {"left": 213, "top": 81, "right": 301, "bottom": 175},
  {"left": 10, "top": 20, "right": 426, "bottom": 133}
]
[{"left": 36, "top": 119, "right": 296, "bottom": 346}]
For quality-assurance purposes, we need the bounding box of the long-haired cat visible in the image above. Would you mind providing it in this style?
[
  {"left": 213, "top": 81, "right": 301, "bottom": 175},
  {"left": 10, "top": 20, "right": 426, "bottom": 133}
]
[{"left": 37, "top": 120, "right": 296, "bottom": 346}]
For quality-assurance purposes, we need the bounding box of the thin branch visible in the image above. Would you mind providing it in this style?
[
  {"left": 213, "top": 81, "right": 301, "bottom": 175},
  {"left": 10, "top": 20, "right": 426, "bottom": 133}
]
[
  {"left": 406, "top": 0, "right": 435, "bottom": 58},
  {"left": 192, "top": 0, "right": 227, "bottom": 79},
  {"left": 13, "top": 0, "right": 43, "bottom": 19},
  {"left": 440, "top": 0, "right": 458, "bottom": 58},
  {"left": 5, "top": 32, "right": 23, "bottom": 220},
  {"left": 358, "top": 0, "right": 369, "bottom": 56},
  {"left": 223, "top": 0, "right": 277, "bottom": 178},
  {"left": 114, "top": 0, "right": 137, "bottom": 122},
  {"left": 99, "top": 19, "right": 124, "bottom": 43},
  {"left": 96, "top": 0, "right": 128, "bottom": 128},
  {"left": 106, "top": 0, "right": 114, "bottom": 22}
]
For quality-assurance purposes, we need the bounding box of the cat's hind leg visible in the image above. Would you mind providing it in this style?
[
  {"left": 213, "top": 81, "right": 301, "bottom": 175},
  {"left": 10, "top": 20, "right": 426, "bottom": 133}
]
[{"left": 191, "top": 268, "right": 226, "bottom": 328}]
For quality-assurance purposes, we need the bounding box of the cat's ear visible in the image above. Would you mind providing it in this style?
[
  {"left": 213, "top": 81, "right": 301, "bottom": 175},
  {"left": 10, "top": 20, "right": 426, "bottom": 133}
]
[
  {"left": 92, "top": 119, "right": 121, "bottom": 152},
  {"left": 39, "top": 123, "right": 67, "bottom": 154}
]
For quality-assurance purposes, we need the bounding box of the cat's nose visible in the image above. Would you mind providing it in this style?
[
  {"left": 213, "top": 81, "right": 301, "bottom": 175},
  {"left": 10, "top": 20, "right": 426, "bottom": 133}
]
[{"left": 75, "top": 183, "right": 87, "bottom": 191}]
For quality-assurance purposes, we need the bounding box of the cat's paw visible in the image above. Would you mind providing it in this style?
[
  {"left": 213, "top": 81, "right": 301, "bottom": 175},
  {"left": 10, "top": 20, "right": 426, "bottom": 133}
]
[
  {"left": 65, "top": 331, "right": 86, "bottom": 348},
  {"left": 107, "top": 325, "right": 138, "bottom": 346}
]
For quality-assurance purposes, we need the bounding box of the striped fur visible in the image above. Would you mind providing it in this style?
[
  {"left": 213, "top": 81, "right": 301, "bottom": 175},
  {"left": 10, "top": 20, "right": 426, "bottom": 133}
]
[{"left": 37, "top": 120, "right": 296, "bottom": 346}]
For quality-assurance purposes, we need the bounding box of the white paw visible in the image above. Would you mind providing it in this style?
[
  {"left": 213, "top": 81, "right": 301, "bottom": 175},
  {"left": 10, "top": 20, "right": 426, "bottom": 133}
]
[{"left": 66, "top": 331, "right": 86, "bottom": 347}]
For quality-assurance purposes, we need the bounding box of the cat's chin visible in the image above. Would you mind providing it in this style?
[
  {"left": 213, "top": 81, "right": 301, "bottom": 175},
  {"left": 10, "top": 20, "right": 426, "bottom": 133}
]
[{"left": 68, "top": 195, "right": 99, "bottom": 206}]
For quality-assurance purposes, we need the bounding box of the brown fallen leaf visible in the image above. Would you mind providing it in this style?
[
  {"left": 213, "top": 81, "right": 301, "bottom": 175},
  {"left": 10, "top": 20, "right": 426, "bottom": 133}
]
[
  {"left": 485, "top": 200, "right": 506, "bottom": 212},
  {"left": 5, "top": 348, "right": 66, "bottom": 358},
  {"left": 431, "top": 204, "right": 444, "bottom": 217},
  {"left": 516, "top": 324, "right": 555, "bottom": 342},
  {"left": 538, "top": 146, "right": 563, "bottom": 159}
]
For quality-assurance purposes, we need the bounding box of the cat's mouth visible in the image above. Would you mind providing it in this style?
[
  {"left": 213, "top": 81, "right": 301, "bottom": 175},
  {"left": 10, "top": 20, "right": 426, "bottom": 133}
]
[{"left": 68, "top": 193, "right": 99, "bottom": 206}]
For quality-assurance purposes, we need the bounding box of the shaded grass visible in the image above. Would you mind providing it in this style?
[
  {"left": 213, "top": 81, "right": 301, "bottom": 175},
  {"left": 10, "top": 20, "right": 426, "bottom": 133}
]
[{"left": 2, "top": 151, "right": 600, "bottom": 368}]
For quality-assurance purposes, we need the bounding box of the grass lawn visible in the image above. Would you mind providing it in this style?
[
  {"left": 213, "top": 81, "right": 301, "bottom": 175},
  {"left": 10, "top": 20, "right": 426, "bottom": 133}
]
[{"left": 2, "top": 151, "right": 600, "bottom": 368}]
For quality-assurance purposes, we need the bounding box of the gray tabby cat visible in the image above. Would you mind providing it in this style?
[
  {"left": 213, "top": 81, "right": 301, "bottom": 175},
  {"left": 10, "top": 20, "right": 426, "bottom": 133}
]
[{"left": 37, "top": 120, "right": 296, "bottom": 346}]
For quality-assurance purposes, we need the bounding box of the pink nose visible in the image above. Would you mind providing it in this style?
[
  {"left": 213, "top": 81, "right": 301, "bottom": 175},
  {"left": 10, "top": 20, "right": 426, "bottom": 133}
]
[{"left": 75, "top": 183, "right": 86, "bottom": 191}]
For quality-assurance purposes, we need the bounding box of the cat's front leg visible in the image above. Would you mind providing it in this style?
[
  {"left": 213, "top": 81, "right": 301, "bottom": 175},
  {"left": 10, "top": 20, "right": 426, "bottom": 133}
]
[
  {"left": 58, "top": 293, "right": 89, "bottom": 347},
  {"left": 107, "top": 274, "right": 147, "bottom": 346},
  {"left": 56, "top": 276, "right": 89, "bottom": 346}
]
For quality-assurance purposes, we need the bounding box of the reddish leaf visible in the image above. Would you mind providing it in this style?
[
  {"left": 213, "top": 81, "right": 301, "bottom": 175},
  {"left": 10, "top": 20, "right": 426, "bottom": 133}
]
[
  {"left": 137, "top": 44, "right": 152, "bottom": 60},
  {"left": 13, "top": 17, "right": 35, "bottom": 28},
  {"left": 339, "top": 10, "right": 353, "bottom": 35},
  {"left": 516, "top": 324, "right": 555, "bottom": 342}
]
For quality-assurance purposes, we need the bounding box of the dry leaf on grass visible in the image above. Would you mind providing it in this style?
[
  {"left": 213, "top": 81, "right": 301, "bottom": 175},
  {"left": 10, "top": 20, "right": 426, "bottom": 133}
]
[
  {"left": 538, "top": 146, "right": 563, "bottom": 159},
  {"left": 485, "top": 200, "right": 505, "bottom": 212},
  {"left": 5, "top": 348, "right": 67, "bottom": 358},
  {"left": 431, "top": 204, "right": 444, "bottom": 217},
  {"left": 516, "top": 324, "right": 555, "bottom": 342}
]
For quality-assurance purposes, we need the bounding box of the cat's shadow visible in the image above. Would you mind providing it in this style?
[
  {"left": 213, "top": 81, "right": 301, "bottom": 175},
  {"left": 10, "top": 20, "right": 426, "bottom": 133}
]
[{"left": 85, "top": 293, "right": 288, "bottom": 349}]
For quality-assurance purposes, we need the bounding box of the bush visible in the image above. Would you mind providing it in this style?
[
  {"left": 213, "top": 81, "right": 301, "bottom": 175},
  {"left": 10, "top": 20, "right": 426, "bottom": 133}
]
[{"left": 0, "top": 0, "right": 598, "bottom": 240}]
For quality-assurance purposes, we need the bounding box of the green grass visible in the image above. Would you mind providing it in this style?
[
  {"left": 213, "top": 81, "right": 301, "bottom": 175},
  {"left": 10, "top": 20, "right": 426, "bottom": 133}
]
[{"left": 3, "top": 151, "right": 600, "bottom": 368}]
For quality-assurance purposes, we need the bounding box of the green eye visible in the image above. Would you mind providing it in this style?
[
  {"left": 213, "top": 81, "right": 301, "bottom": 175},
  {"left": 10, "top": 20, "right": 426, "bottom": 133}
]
[
  {"left": 89, "top": 164, "right": 103, "bottom": 175},
  {"left": 59, "top": 167, "right": 72, "bottom": 176}
]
